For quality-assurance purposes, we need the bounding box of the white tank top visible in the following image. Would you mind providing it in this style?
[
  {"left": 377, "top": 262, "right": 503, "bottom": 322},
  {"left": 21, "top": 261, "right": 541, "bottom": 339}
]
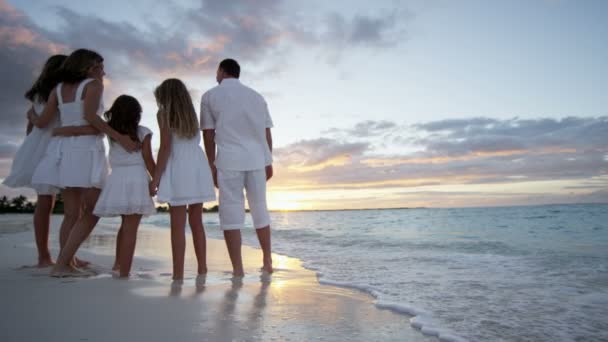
[{"left": 56, "top": 78, "right": 104, "bottom": 126}]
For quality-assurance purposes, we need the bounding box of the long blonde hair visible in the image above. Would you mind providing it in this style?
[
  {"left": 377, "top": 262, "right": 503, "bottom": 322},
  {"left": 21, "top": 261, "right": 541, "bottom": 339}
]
[{"left": 154, "top": 78, "right": 198, "bottom": 139}]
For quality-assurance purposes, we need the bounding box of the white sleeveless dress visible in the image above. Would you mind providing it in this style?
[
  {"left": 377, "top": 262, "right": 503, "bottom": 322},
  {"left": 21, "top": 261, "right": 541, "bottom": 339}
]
[
  {"left": 157, "top": 131, "right": 216, "bottom": 206},
  {"left": 31, "top": 79, "right": 108, "bottom": 189},
  {"left": 2, "top": 100, "right": 60, "bottom": 195},
  {"left": 94, "top": 126, "right": 156, "bottom": 217}
]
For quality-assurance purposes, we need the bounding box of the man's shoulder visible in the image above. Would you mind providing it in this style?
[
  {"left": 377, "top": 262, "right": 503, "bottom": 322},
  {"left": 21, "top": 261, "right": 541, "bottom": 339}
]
[
  {"left": 238, "top": 83, "right": 265, "bottom": 101},
  {"left": 202, "top": 85, "right": 222, "bottom": 99}
]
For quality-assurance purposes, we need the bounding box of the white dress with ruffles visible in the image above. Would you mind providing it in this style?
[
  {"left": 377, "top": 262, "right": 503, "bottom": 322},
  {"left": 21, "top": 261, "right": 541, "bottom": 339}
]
[
  {"left": 94, "top": 126, "right": 156, "bottom": 217},
  {"left": 157, "top": 131, "right": 216, "bottom": 206},
  {"left": 31, "top": 79, "right": 108, "bottom": 189},
  {"left": 2, "top": 101, "right": 60, "bottom": 195}
]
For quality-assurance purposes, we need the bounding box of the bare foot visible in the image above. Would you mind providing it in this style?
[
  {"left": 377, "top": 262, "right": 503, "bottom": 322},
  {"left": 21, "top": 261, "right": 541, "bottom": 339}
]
[
  {"left": 50, "top": 264, "right": 89, "bottom": 278},
  {"left": 198, "top": 265, "right": 208, "bottom": 275},
  {"left": 36, "top": 259, "right": 55, "bottom": 268},
  {"left": 169, "top": 279, "right": 184, "bottom": 297},
  {"left": 196, "top": 274, "right": 207, "bottom": 285},
  {"left": 74, "top": 257, "right": 90, "bottom": 268},
  {"left": 261, "top": 257, "right": 273, "bottom": 273},
  {"left": 230, "top": 276, "right": 244, "bottom": 288},
  {"left": 37, "top": 257, "right": 55, "bottom": 268},
  {"left": 112, "top": 264, "right": 120, "bottom": 271},
  {"left": 195, "top": 274, "right": 207, "bottom": 293},
  {"left": 233, "top": 269, "right": 245, "bottom": 277},
  {"left": 112, "top": 271, "right": 129, "bottom": 279}
]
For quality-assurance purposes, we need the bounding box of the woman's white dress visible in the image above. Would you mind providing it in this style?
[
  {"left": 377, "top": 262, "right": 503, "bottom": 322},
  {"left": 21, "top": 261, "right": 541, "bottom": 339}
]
[
  {"left": 2, "top": 101, "right": 60, "bottom": 195},
  {"left": 31, "top": 79, "right": 108, "bottom": 189}
]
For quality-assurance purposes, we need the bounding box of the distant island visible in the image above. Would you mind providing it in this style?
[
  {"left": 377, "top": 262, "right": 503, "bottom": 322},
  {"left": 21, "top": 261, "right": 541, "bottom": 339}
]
[{"left": 0, "top": 195, "right": 219, "bottom": 214}]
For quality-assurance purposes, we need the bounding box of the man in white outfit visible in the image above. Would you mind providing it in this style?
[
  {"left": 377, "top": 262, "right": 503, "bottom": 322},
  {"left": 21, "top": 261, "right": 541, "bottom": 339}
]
[{"left": 201, "top": 59, "right": 274, "bottom": 276}]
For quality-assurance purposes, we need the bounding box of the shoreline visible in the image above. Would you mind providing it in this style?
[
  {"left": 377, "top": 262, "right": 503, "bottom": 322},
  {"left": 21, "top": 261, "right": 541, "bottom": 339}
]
[
  {"left": 0, "top": 214, "right": 436, "bottom": 342},
  {"left": 2, "top": 200, "right": 606, "bottom": 215}
]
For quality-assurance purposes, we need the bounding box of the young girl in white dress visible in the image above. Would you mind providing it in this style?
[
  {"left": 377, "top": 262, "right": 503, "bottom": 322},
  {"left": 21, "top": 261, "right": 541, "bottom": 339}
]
[
  {"left": 92, "top": 95, "right": 156, "bottom": 277},
  {"left": 150, "top": 78, "right": 216, "bottom": 280},
  {"left": 29, "top": 49, "right": 140, "bottom": 277},
  {"left": 2, "top": 54, "right": 66, "bottom": 267}
]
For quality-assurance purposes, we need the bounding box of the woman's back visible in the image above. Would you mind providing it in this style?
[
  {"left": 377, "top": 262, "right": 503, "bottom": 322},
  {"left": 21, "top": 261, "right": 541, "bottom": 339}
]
[{"left": 57, "top": 78, "right": 102, "bottom": 126}]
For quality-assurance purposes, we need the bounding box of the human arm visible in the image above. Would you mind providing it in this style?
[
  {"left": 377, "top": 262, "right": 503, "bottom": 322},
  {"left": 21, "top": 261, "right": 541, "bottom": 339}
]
[
  {"left": 26, "top": 107, "right": 34, "bottom": 135},
  {"left": 202, "top": 129, "right": 217, "bottom": 188},
  {"left": 265, "top": 128, "right": 273, "bottom": 181},
  {"left": 52, "top": 125, "right": 100, "bottom": 137},
  {"left": 200, "top": 91, "right": 218, "bottom": 187},
  {"left": 28, "top": 91, "right": 58, "bottom": 128},
  {"left": 82, "top": 81, "right": 139, "bottom": 152},
  {"left": 149, "top": 114, "right": 171, "bottom": 196},
  {"left": 141, "top": 133, "right": 156, "bottom": 180},
  {"left": 263, "top": 97, "right": 274, "bottom": 181}
]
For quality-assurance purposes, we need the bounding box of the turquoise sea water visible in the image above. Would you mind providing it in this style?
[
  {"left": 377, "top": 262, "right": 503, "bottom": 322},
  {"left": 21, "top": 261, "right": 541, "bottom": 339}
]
[{"left": 138, "top": 203, "right": 608, "bottom": 341}]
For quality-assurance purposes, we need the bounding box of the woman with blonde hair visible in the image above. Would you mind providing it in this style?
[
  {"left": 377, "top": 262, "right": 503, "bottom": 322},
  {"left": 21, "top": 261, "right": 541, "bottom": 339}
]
[
  {"left": 30, "top": 48, "right": 140, "bottom": 276},
  {"left": 150, "top": 78, "right": 215, "bottom": 280}
]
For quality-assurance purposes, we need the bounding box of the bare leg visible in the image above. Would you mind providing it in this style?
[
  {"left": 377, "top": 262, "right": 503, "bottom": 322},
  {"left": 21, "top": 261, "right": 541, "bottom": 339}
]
[
  {"left": 169, "top": 205, "right": 187, "bottom": 280},
  {"left": 51, "top": 188, "right": 101, "bottom": 277},
  {"left": 223, "top": 229, "right": 244, "bottom": 277},
  {"left": 59, "top": 188, "right": 90, "bottom": 268},
  {"left": 33, "top": 194, "right": 55, "bottom": 267},
  {"left": 112, "top": 217, "right": 125, "bottom": 271},
  {"left": 188, "top": 203, "right": 207, "bottom": 275},
  {"left": 118, "top": 214, "right": 142, "bottom": 278},
  {"left": 59, "top": 189, "right": 81, "bottom": 250},
  {"left": 255, "top": 226, "right": 273, "bottom": 273}
]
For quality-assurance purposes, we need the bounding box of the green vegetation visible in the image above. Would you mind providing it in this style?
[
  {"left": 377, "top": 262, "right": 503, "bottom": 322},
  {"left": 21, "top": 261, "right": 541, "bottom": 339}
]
[
  {"left": 0, "top": 195, "right": 220, "bottom": 214},
  {"left": 0, "top": 195, "right": 36, "bottom": 213}
]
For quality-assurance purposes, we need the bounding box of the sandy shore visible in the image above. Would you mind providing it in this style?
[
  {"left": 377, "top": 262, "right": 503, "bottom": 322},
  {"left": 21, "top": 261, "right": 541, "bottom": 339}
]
[{"left": 0, "top": 214, "right": 435, "bottom": 342}]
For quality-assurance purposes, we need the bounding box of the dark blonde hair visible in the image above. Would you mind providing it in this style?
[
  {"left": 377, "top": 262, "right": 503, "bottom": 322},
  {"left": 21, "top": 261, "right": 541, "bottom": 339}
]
[
  {"left": 25, "top": 54, "right": 68, "bottom": 103},
  {"left": 61, "top": 49, "right": 103, "bottom": 83},
  {"left": 104, "top": 95, "right": 142, "bottom": 143},
  {"left": 154, "top": 79, "right": 198, "bottom": 139}
]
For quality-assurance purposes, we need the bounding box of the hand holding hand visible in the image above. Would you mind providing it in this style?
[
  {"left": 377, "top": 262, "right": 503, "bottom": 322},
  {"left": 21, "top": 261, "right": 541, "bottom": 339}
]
[{"left": 149, "top": 179, "right": 159, "bottom": 196}]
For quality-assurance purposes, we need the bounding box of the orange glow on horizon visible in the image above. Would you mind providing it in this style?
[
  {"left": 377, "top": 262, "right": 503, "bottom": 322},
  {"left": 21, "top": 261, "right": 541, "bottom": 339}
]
[{"left": 287, "top": 154, "right": 352, "bottom": 172}]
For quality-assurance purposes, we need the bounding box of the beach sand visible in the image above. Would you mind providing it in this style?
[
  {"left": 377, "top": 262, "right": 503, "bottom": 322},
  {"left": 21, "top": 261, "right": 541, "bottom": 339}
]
[{"left": 0, "top": 214, "right": 435, "bottom": 342}]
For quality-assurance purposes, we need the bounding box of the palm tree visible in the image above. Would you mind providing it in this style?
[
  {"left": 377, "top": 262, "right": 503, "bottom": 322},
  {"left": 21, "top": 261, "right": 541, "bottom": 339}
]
[
  {"left": 0, "top": 196, "right": 8, "bottom": 209},
  {"left": 10, "top": 195, "right": 27, "bottom": 212}
]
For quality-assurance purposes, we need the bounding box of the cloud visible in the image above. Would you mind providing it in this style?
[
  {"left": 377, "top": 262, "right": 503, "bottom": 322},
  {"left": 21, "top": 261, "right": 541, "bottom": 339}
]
[
  {"left": 318, "top": 9, "right": 410, "bottom": 64},
  {"left": 325, "top": 11, "right": 407, "bottom": 47},
  {"left": 0, "top": 0, "right": 411, "bottom": 161},
  {"left": 412, "top": 116, "right": 608, "bottom": 157},
  {"left": 324, "top": 119, "right": 401, "bottom": 139},
  {"left": 0, "top": 1, "right": 66, "bottom": 142},
  {"left": 41, "top": 1, "right": 410, "bottom": 77},
  {"left": 269, "top": 117, "right": 608, "bottom": 193},
  {"left": 274, "top": 138, "right": 369, "bottom": 171}
]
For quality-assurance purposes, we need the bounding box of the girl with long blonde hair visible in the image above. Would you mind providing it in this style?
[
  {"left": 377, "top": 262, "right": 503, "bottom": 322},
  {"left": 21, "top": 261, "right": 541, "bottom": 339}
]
[{"left": 150, "top": 78, "right": 215, "bottom": 280}]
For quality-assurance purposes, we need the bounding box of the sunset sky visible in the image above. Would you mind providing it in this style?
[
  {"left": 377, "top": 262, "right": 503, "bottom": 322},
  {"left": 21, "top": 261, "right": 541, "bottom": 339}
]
[{"left": 1, "top": 0, "right": 607, "bottom": 210}]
